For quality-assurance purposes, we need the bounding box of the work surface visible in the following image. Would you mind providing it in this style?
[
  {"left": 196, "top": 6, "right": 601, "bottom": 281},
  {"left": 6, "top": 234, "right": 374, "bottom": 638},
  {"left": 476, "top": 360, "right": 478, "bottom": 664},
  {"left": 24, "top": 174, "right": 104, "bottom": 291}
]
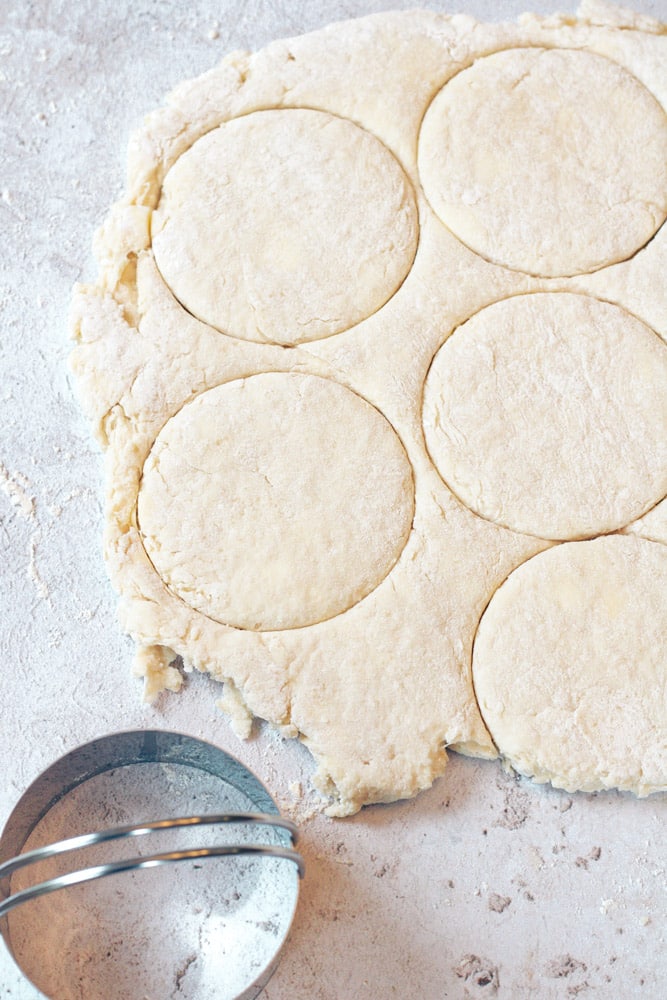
[{"left": 1, "top": 1, "right": 665, "bottom": 997}]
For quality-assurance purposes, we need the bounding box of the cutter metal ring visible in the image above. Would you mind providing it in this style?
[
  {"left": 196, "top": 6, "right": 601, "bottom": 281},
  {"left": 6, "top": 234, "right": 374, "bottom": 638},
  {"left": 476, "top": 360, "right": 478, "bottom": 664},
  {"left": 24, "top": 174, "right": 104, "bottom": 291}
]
[{"left": 0, "top": 729, "right": 304, "bottom": 999}]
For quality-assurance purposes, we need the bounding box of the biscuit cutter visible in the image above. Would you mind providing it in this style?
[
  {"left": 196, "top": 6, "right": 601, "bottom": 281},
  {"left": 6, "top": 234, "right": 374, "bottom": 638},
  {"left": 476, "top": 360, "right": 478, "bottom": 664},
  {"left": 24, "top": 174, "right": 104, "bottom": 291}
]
[{"left": 0, "top": 730, "right": 304, "bottom": 999}]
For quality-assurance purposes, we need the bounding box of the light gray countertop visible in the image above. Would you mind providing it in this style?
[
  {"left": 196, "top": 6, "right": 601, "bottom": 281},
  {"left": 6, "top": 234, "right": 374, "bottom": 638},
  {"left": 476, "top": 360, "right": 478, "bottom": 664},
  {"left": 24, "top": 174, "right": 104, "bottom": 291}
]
[{"left": 1, "top": 1, "right": 665, "bottom": 997}]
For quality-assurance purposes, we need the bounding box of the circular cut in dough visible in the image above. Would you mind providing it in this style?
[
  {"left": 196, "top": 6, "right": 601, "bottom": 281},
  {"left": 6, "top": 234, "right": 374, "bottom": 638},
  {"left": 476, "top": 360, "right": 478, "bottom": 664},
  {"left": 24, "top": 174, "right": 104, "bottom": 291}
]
[
  {"left": 418, "top": 47, "right": 667, "bottom": 277},
  {"left": 152, "top": 108, "right": 418, "bottom": 345},
  {"left": 472, "top": 535, "right": 667, "bottom": 796},
  {"left": 138, "top": 372, "right": 414, "bottom": 631},
  {"left": 422, "top": 292, "right": 667, "bottom": 540}
]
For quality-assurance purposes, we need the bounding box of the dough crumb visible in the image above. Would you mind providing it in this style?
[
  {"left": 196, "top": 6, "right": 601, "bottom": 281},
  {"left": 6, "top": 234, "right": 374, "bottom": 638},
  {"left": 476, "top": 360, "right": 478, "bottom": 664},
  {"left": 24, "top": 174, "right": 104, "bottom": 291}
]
[
  {"left": 216, "top": 681, "right": 253, "bottom": 739},
  {"left": 133, "top": 644, "right": 183, "bottom": 702},
  {"left": 0, "top": 461, "right": 36, "bottom": 519},
  {"left": 288, "top": 780, "right": 303, "bottom": 800},
  {"left": 28, "top": 532, "right": 49, "bottom": 600}
]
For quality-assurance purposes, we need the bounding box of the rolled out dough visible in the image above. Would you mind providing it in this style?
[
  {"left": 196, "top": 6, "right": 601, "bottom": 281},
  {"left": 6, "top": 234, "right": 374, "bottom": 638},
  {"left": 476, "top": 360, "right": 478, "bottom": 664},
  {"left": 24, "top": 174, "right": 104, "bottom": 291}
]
[
  {"left": 71, "top": 2, "right": 667, "bottom": 814},
  {"left": 422, "top": 292, "right": 667, "bottom": 540},
  {"left": 152, "top": 109, "right": 418, "bottom": 345},
  {"left": 418, "top": 46, "right": 667, "bottom": 276},
  {"left": 472, "top": 535, "right": 667, "bottom": 797},
  {"left": 138, "top": 372, "right": 414, "bottom": 631}
]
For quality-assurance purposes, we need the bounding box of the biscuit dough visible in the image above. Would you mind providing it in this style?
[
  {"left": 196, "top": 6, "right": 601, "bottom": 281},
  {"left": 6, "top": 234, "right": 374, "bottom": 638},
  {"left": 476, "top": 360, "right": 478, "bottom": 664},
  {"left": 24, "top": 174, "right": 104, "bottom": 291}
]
[
  {"left": 418, "top": 46, "right": 667, "bottom": 276},
  {"left": 422, "top": 292, "right": 667, "bottom": 540},
  {"left": 138, "top": 372, "right": 414, "bottom": 631},
  {"left": 70, "top": 2, "right": 667, "bottom": 814},
  {"left": 152, "top": 109, "right": 418, "bottom": 345},
  {"left": 472, "top": 535, "right": 667, "bottom": 796}
]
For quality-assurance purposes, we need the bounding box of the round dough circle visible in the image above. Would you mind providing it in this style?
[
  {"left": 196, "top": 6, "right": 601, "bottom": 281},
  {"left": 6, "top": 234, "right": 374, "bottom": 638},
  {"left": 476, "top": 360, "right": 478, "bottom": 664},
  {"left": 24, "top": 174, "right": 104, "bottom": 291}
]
[
  {"left": 137, "top": 372, "right": 415, "bottom": 631},
  {"left": 152, "top": 108, "right": 418, "bottom": 345},
  {"left": 472, "top": 535, "right": 667, "bottom": 796},
  {"left": 418, "top": 47, "right": 667, "bottom": 276},
  {"left": 422, "top": 292, "right": 667, "bottom": 540}
]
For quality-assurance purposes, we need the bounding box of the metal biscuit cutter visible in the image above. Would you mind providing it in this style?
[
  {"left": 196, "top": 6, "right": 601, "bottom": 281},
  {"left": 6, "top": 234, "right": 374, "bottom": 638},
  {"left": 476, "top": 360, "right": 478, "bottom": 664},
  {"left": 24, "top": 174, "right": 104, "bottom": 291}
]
[{"left": 0, "top": 730, "right": 304, "bottom": 999}]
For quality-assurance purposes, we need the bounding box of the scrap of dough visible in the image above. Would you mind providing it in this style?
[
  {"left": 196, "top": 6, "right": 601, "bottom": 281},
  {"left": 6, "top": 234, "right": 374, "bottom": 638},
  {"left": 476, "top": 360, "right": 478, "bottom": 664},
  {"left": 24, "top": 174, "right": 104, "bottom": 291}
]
[
  {"left": 132, "top": 643, "right": 183, "bottom": 702},
  {"left": 152, "top": 109, "right": 418, "bottom": 345},
  {"left": 422, "top": 292, "right": 667, "bottom": 540},
  {"left": 472, "top": 535, "right": 667, "bottom": 796},
  {"left": 418, "top": 47, "right": 667, "bottom": 277},
  {"left": 70, "top": 4, "right": 667, "bottom": 813},
  {"left": 138, "top": 372, "right": 414, "bottom": 631}
]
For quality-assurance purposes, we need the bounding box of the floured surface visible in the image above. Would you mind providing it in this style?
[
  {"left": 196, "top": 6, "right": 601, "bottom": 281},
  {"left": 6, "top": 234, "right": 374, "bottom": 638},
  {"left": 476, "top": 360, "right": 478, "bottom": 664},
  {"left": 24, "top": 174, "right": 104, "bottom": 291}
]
[
  {"left": 69, "top": 2, "right": 667, "bottom": 816},
  {"left": 2, "top": 1, "right": 667, "bottom": 998}
]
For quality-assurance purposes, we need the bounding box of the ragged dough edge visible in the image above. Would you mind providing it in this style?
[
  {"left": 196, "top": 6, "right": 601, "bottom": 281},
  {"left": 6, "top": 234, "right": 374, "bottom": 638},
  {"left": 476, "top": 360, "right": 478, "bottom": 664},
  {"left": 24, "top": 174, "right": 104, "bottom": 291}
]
[
  {"left": 574, "top": 0, "right": 666, "bottom": 32},
  {"left": 315, "top": 730, "right": 499, "bottom": 818},
  {"left": 70, "top": 4, "right": 667, "bottom": 813},
  {"left": 313, "top": 750, "right": 449, "bottom": 819},
  {"left": 107, "top": 420, "right": 516, "bottom": 815}
]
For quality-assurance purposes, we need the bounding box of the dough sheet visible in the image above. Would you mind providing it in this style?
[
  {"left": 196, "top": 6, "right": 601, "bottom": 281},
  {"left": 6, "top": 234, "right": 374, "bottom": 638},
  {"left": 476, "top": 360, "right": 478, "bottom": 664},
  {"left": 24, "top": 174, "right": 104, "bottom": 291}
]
[{"left": 70, "top": 1, "right": 667, "bottom": 814}]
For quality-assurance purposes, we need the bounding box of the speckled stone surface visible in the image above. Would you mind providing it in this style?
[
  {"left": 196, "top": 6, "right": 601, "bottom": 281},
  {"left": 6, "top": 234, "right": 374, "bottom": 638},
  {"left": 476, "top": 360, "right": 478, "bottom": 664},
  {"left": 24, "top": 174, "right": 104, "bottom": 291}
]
[{"left": 1, "top": 2, "right": 665, "bottom": 997}]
